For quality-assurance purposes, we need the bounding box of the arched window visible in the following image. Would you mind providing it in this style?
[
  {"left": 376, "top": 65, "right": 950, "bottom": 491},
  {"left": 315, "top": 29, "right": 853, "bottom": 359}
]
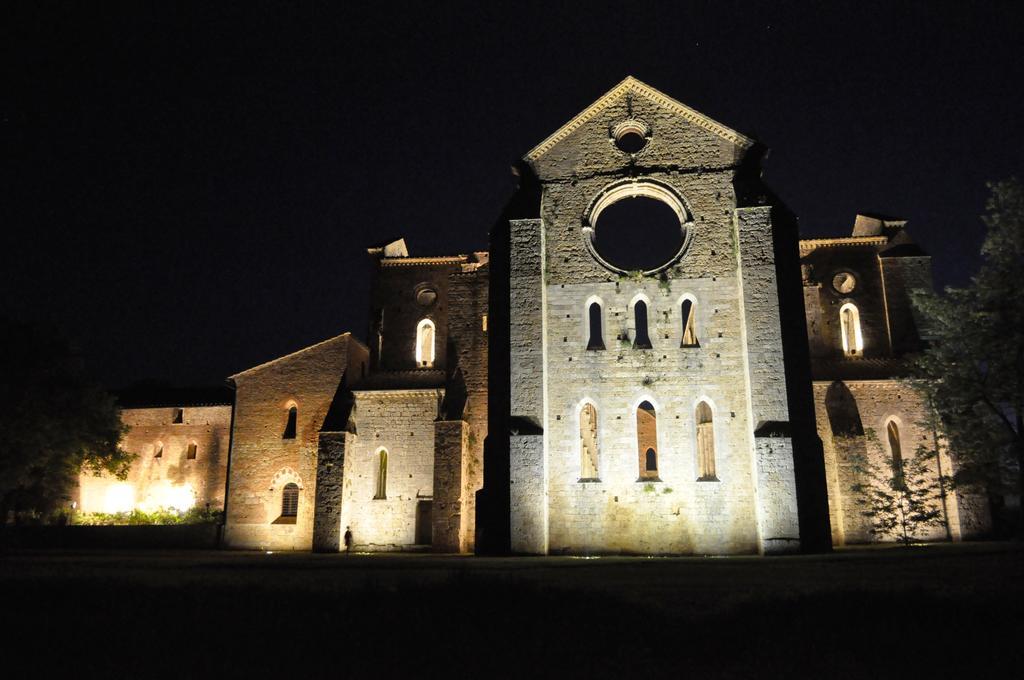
[
  {"left": 281, "top": 483, "right": 299, "bottom": 518},
  {"left": 283, "top": 405, "right": 297, "bottom": 439},
  {"left": 696, "top": 401, "right": 717, "bottom": 480},
  {"left": 633, "top": 299, "right": 652, "bottom": 349},
  {"left": 681, "top": 297, "right": 698, "bottom": 347},
  {"left": 416, "top": 319, "right": 435, "bottom": 367},
  {"left": 580, "top": 402, "right": 599, "bottom": 480},
  {"left": 587, "top": 302, "right": 605, "bottom": 350},
  {"left": 839, "top": 303, "right": 863, "bottom": 356},
  {"left": 186, "top": 442, "right": 197, "bottom": 460},
  {"left": 374, "top": 449, "right": 388, "bottom": 499},
  {"left": 636, "top": 400, "right": 659, "bottom": 479},
  {"left": 887, "top": 419, "right": 904, "bottom": 486}
]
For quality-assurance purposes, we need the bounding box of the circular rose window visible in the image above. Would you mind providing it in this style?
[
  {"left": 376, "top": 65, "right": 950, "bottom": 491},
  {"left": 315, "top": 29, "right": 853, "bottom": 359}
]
[
  {"left": 832, "top": 271, "right": 857, "bottom": 295},
  {"left": 584, "top": 180, "right": 692, "bottom": 275}
]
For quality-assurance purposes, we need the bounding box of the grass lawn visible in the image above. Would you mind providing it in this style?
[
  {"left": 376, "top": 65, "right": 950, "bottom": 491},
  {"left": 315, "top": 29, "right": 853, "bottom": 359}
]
[{"left": 1, "top": 542, "right": 1021, "bottom": 678}]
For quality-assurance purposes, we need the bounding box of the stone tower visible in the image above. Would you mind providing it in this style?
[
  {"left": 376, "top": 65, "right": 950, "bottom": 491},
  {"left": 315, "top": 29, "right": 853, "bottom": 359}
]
[{"left": 478, "top": 77, "right": 830, "bottom": 555}]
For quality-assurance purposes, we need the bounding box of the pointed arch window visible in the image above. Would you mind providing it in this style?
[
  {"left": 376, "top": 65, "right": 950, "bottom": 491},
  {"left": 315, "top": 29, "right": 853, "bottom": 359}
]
[
  {"left": 681, "top": 298, "right": 698, "bottom": 347},
  {"left": 283, "top": 405, "right": 297, "bottom": 439},
  {"left": 839, "top": 303, "right": 863, "bottom": 356},
  {"left": 887, "top": 419, "right": 904, "bottom": 487},
  {"left": 580, "top": 402, "right": 599, "bottom": 480},
  {"left": 633, "top": 300, "right": 652, "bottom": 349},
  {"left": 281, "top": 483, "right": 299, "bottom": 518},
  {"left": 374, "top": 449, "right": 388, "bottom": 499},
  {"left": 696, "top": 401, "right": 717, "bottom": 480},
  {"left": 636, "top": 401, "right": 659, "bottom": 479},
  {"left": 586, "top": 302, "right": 605, "bottom": 350},
  {"left": 416, "top": 319, "right": 436, "bottom": 367}
]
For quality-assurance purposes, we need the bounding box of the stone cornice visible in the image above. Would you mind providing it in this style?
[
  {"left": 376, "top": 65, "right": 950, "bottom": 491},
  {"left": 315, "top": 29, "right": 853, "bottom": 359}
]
[
  {"left": 525, "top": 76, "right": 755, "bottom": 162},
  {"left": 799, "top": 236, "right": 888, "bottom": 252},
  {"left": 380, "top": 256, "right": 468, "bottom": 267}
]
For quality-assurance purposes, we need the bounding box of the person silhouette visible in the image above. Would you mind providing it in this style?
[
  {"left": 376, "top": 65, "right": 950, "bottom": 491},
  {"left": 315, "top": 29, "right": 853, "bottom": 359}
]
[{"left": 343, "top": 526, "right": 353, "bottom": 553}]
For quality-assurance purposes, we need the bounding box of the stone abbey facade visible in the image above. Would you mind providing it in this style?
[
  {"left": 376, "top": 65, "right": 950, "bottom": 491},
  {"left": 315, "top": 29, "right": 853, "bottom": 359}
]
[{"left": 82, "top": 77, "right": 989, "bottom": 553}]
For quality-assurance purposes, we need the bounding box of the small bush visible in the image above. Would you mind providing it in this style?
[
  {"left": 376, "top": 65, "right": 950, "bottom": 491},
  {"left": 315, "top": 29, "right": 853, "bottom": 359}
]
[{"left": 73, "top": 506, "right": 223, "bottom": 526}]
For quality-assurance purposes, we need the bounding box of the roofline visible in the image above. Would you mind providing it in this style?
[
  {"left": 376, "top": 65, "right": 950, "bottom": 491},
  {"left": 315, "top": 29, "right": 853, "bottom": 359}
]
[
  {"left": 799, "top": 236, "right": 889, "bottom": 251},
  {"left": 525, "top": 76, "right": 755, "bottom": 162},
  {"left": 229, "top": 332, "right": 353, "bottom": 379},
  {"left": 379, "top": 255, "right": 470, "bottom": 267}
]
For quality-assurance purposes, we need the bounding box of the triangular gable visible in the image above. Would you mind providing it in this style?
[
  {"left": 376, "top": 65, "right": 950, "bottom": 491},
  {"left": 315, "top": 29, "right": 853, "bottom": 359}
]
[
  {"left": 229, "top": 332, "right": 353, "bottom": 379},
  {"left": 525, "top": 76, "right": 754, "bottom": 162}
]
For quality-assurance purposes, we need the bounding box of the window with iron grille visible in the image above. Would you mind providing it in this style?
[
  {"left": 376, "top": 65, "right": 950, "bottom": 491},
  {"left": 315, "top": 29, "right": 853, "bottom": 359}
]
[{"left": 281, "top": 483, "right": 299, "bottom": 517}]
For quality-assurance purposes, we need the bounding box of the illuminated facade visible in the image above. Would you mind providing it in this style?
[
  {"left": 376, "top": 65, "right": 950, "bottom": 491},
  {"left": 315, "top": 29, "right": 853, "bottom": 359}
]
[
  {"left": 801, "top": 217, "right": 991, "bottom": 543},
  {"left": 88, "top": 77, "right": 991, "bottom": 552},
  {"left": 77, "top": 391, "right": 231, "bottom": 516}
]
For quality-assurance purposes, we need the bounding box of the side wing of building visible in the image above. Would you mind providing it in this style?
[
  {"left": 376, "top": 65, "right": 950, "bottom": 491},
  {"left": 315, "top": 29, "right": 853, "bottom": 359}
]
[{"left": 801, "top": 216, "right": 991, "bottom": 544}]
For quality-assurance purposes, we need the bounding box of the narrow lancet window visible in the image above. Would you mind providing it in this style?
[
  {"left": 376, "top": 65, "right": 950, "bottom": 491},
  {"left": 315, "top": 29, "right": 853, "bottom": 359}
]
[
  {"left": 281, "top": 483, "right": 299, "bottom": 518},
  {"left": 681, "top": 298, "right": 698, "bottom": 347},
  {"left": 633, "top": 300, "right": 652, "bottom": 349},
  {"left": 696, "top": 401, "right": 717, "bottom": 480},
  {"left": 580, "top": 403, "right": 599, "bottom": 479},
  {"left": 887, "top": 420, "right": 904, "bottom": 486},
  {"left": 416, "top": 319, "right": 435, "bottom": 367},
  {"left": 587, "top": 302, "right": 604, "bottom": 350},
  {"left": 374, "top": 449, "right": 388, "bottom": 499},
  {"left": 636, "top": 400, "right": 659, "bottom": 479},
  {"left": 283, "top": 405, "right": 297, "bottom": 439},
  {"left": 839, "top": 303, "right": 863, "bottom": 356}
]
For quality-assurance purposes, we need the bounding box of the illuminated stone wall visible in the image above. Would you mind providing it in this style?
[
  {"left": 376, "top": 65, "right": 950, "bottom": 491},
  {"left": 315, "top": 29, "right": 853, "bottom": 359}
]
[
  {"left": 223, "top": 333, "right": 367, "bottom": 551},
  {"left": 77, "top": 405, "right": 231, "bottom": 514},
  {"left": 507, "top": 78, "right": 802, "bottom": 555},
  {"left": 339, "top": 390, "right": 440, "bottom": 550},
  {"left": 815, "top": 379, "right": 991, "bottom": 544}
]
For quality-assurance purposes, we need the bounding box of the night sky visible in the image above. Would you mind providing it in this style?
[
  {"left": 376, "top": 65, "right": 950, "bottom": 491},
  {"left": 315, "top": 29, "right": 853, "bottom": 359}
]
[{"left": 6, "top": 1, "right": 1023, "bottom": 389}]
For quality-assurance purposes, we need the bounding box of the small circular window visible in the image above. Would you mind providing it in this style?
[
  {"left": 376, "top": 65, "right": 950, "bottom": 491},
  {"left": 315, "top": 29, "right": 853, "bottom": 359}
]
[
  {"left": 832, "top": 271, "right": 857, "bottom": 295},
  {"left": 415, "top": 286, "right": 438, "bottom": 307},
  {"left": 612, "top": 119, "right": 650, "bottom": 154}
]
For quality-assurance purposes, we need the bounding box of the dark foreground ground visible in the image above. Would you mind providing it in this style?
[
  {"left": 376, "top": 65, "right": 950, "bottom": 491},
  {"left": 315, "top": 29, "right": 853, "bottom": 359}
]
[{"left": 1, "top": 543, "right": 1021, "bottom": 679}]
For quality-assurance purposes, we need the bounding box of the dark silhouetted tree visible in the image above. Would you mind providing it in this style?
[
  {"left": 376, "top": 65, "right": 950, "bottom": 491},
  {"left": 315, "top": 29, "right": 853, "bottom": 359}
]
[
  {"left": 0, "top": 318, "right": 132, "bottom": 522},
  {"left": 909, "top": 178, "right": 1024, "bottom": 534}
]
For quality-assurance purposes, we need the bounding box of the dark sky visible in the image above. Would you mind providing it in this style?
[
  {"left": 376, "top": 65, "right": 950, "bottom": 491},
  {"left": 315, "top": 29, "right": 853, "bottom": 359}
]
[{"left": 5, "top": 1, "right": 1023, "bottom": 388}]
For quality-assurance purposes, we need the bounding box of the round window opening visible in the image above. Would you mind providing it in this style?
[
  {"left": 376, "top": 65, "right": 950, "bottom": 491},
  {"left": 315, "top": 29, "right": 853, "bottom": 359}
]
[
  {"left": 592, "top": 196, "right": 686, "bottom": 272},
  {"left": 832, "top": 271, "right": 857, "bottom": 295},
  {"left": 415, "top": 287, "right": 438, "bottom": 307},
  {"left": 615, "top": 131, "right": 647, "bottom": 153}
]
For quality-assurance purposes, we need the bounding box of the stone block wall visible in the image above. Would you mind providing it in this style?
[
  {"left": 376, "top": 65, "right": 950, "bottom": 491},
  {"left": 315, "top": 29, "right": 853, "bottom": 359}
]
[
  {"left": 511, "top": 83, "right": 799, "bottom": 555},
  {"left": 223, "top": 334, "right": 366, "bottom": 551},
  {"left": 735, "top": 206, "right": 801, "bottom": 553},
  {"left": 814, "top": 379, "right": 991, "bottom": 545},
  {"left": 78, "top": 405, "right": 231, "bottom": 515},
  {"left": 312, "top": 431, "right": 352, "bottom": 552},
  {"left": 445, "top": 266, "right": 489, "bottom": 550},
  {"left": 432, "top": 420, "right": 467, "bottom": 551},
  {"left": 341, "top": 389, "right": 440, "bottom": 551},
  {"left": 879, "top": 256, "right": 932, "bottom": 352}
]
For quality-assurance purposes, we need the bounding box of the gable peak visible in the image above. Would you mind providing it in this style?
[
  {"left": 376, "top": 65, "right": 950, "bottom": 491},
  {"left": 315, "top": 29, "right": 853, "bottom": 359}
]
[{"left": 525, "top": 76, "right": 755, "bottom": 162}]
